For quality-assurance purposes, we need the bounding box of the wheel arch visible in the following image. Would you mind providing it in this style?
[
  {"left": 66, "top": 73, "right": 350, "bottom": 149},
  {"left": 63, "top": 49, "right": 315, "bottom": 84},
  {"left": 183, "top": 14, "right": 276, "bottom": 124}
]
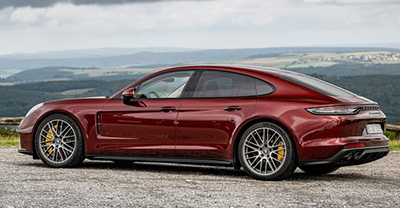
[
  {"left": 31, "top": 110, "right": 86, "bottom": 159},
  {"left": 232, "top": 116, "right": 299, "bottom": 169}
]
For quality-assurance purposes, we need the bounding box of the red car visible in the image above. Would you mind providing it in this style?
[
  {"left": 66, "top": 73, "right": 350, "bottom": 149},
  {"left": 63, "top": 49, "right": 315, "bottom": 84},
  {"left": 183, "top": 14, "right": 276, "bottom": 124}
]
[{"left": 18, "top": 65, "right": 389, "bottom": 180}]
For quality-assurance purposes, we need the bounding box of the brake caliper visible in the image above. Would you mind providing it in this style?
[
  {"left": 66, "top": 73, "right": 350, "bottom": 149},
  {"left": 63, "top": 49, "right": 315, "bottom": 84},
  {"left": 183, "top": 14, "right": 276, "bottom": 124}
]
[
  {"left": 45, "top": 125, "right": 57, "bottom": 154},
  {"left": 277, "top": 141, "right": 285, "bottom": 161}
]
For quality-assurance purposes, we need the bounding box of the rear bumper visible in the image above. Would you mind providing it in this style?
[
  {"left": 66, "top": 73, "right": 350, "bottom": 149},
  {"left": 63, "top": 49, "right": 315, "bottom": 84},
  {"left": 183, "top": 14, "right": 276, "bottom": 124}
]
[{"left": 299, "top": 145, "right": 389, "bottom": 168}]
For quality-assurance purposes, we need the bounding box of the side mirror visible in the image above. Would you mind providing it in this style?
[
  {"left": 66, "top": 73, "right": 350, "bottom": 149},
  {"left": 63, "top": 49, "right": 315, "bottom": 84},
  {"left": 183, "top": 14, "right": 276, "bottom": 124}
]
[
  {"left": 122, "top": 88, "right": 136, "bottom": 105},
  {"left": 122, "top": 88, "right": 146, "bottom": 107}
]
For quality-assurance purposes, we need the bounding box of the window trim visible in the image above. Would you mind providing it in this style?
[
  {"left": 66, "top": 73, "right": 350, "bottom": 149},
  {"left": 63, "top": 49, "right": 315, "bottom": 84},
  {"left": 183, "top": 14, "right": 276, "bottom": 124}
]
[
  {"left": 113, "top": 69, "right": 276, "bottom": 100},
  {"left": 113, "top": 69, "right": 196, "bottom": 100}
]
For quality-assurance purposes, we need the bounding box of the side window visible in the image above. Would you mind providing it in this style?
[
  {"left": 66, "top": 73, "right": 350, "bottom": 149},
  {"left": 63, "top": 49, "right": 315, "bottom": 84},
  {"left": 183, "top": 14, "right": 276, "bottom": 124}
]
[
  {"left": 255, "top": 79, "right": 274, "bottom": 95},
  {"left": 193, "top": 71, "right": 257, "bottom": 98},
  {"left": 136, "top": 71, "right": 193, "bottom": 99}
]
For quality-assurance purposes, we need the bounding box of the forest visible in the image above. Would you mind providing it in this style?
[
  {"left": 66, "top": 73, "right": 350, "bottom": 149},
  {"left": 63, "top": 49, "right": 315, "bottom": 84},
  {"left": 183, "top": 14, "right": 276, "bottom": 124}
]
[{"left": 0, "top": 72, "right": 399, "bottom": 123}]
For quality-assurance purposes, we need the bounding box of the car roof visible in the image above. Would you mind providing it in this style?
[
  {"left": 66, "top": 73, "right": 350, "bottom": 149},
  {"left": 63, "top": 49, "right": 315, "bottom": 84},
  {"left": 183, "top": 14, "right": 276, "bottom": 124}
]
[{"left": 166, "top": 64, "right": 302, "bottom": 77}]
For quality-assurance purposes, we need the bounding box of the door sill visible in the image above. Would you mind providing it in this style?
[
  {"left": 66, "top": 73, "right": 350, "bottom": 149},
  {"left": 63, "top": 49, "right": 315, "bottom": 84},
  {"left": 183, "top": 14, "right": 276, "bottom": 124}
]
[{"left": 87, "top": 155, "right": 234, "bottom": 166}]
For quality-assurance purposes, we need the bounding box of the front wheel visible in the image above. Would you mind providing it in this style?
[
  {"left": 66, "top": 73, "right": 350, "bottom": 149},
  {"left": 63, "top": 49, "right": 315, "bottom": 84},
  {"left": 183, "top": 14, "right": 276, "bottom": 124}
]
[
  {"left": 238, "top": 122, "right": 297, "bottom": 180},
  {"left": 34, "top": 114, "right": 85, "bottom": 168}
]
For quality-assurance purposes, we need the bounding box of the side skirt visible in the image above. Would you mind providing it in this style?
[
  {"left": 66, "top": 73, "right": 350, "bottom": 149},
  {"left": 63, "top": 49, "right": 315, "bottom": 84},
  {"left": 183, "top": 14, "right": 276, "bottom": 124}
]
[{"left": 87, "top": 155, "right": 234, "bottom": 167}]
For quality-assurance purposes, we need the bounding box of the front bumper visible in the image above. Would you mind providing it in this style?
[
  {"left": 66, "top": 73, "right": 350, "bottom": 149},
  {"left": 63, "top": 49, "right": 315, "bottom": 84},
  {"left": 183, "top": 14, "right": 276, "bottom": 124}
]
[{"left": 299, "top": 145, "right": 389, "bottom": 168}]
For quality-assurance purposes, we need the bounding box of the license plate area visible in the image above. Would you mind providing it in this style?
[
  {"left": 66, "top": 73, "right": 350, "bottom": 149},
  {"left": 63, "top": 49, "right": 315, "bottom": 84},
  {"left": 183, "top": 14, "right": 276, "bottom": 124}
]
[{"left": 366, "top": 124, "right": 383, "bottom": 134}]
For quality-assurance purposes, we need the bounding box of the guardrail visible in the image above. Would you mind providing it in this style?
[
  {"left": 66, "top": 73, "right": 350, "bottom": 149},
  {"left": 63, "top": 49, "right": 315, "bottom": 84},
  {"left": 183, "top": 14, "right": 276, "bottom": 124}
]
[
  {"left": 0, "top": 117, "right": 23, "bottom": 125},
  {"left": 387, "top": 124, "right": 400, "bottom": 132},
  {"left": 1, "top": 117, "right": 400, "bottom": 132}
]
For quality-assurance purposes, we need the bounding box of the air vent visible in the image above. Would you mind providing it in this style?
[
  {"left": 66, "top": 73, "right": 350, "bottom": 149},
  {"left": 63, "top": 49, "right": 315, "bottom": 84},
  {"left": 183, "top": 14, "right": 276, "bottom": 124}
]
[{"left": 358, "top": 106, "right": 380, "bottom": 111}]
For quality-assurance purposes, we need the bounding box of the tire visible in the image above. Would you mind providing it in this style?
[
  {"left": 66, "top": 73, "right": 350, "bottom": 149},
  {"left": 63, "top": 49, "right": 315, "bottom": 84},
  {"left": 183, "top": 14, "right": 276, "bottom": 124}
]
[
  {"left": 34, "top": 113, "right": 85, "bottom": 168},
  {"left": 238, "top": 122, "right": 297, "bottom": 180},
  {"left": 300, "top": 166, "right": 339, "bottom": 175}
]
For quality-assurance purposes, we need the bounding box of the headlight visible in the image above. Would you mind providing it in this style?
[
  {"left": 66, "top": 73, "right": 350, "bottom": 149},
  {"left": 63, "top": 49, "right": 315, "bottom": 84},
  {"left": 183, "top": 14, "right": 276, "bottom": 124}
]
[
  {"left": 306, "top": 105, "right": 358, "bottom": 115},
  {"left": 25, "top": 103, "right": 43, "bottom": 117}
]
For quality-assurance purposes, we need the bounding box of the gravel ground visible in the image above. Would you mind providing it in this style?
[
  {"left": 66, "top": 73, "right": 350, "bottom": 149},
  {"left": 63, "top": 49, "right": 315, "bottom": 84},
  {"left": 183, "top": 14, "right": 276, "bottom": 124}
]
[{"left": 0, "top": 148, "right": 399, "bottom": 208}]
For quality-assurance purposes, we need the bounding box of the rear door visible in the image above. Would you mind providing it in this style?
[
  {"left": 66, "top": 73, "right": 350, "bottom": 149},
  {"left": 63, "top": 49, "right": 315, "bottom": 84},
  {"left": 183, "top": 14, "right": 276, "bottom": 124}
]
[{"left": 175, "top": 70, "right": 259, "bottom": 159}]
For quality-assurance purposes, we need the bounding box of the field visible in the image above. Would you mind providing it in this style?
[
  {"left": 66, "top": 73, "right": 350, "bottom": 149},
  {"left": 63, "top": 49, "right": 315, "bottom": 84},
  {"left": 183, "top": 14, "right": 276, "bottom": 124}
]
[{"left": 236, "top": 51, "right": 400, "bottom": 69}]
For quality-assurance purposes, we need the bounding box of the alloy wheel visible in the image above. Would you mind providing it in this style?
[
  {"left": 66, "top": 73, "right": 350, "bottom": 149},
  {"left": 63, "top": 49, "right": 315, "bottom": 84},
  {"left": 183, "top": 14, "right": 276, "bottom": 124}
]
[
  {"left": 38, "top": 119, "right": 77, "bottom": 163},
  {"left": 242, "top": 127, "right": 287, "bottom": 176}
]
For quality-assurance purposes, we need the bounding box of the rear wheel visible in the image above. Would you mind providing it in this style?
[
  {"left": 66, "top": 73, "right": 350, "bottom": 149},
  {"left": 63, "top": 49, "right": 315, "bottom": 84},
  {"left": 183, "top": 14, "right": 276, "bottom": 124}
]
[
  {"left": 238, "top": 122, "right": 297, "bottom": 180},
  {"left": 300, "top": 166, "right": 339, "bottom": 175},
  {"left": 34, "top": 114, "right": 85, "bottom": 168}
]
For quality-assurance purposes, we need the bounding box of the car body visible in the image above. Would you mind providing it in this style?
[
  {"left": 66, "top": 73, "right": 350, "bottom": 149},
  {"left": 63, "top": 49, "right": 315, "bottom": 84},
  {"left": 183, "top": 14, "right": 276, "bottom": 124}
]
[{"left": 19, "top": 65, "right": 389, "bottom": 180}]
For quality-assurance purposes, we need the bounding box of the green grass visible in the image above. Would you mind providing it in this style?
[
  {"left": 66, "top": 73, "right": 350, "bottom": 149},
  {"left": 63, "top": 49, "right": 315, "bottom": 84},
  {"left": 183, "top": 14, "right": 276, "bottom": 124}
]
[
  {"left": 0, "top": 129, "right": 19, "bottom": 147},
  {"left": 386, "top": 131, "right": 400, "bottom": 151},
  {"left": 389, "top": 140, "right": 400, "bottom": 151}
]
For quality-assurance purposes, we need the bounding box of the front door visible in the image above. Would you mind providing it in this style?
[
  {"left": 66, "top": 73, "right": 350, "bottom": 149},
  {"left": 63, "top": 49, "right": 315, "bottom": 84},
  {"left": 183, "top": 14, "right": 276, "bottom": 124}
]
[{"left": 98, "top": 70, "right": 194, "bottom": 157}]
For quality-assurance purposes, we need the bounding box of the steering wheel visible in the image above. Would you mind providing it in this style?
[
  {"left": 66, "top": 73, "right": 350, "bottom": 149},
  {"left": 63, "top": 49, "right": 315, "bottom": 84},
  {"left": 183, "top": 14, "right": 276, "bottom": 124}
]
[{"left": 148, "top": 91, "right": 160, "bottom": 98}]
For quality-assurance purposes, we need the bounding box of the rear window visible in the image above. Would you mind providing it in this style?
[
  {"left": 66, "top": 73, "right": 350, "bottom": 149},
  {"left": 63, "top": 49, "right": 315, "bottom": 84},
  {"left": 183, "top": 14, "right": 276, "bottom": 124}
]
[{"left": 282, "top": 73, "right": 357, "bottom": 97}]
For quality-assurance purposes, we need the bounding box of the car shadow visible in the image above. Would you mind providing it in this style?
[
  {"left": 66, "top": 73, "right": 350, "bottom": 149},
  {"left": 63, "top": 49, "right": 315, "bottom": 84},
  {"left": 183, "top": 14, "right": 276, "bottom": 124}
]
[
  {"left": 17, "top": 160, "right": 385, "bottom": 182},
  {"left": 79, "top": 160, "right": 387, "bottom": 181}
]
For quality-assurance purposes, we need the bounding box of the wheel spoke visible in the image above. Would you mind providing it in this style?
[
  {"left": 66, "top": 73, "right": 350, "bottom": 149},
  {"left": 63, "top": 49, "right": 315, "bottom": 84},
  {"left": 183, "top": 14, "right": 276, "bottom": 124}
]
[
  {"left": 267, "top": 132, "right": 277, "bottom": 146},
  {"left": 53, "top": 148, "right": 58, "bottom": 161},
  {"left": 271, "top": 148, "right": 286, "bottom": 153},
  {"left": 245, "top": 150, "right": 258, "bottom": 155},
  {"left": 63, "top": 147, "right": 73, "bottom": 154},
  {"left": 270, "top": 156, "right": 283, "bottom": 164},
  {"left": 60, "top": 125, "right": 72, "bottom": 137},
  {"left": 254, "top": 131, "right": 264, "bottom": 146},
  {"left": 59, "top": 148, "right": 64, "bottom": 161},
  {"left": 250, "top": 134, "right": 261, "bottom": 147},
  {"left": 40, "top": 140, "right": 53, "bottom": 145},
  {"left": 244, "top": 143, "right": 259, "bottom": 151},
  {"left": 271, "top": 151, "right": 284, "bottom": 157},
  {"left": 47, "top": 124, "right": 56, "bottom": 139}
]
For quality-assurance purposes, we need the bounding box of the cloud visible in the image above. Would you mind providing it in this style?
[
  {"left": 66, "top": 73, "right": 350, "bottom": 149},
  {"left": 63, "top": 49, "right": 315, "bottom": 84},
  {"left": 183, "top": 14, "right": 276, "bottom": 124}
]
[
  {"left": 300, "top": 0, "right": 400, "bottom": 5},
  {"left": 0, "top": 0, "right": 204, "bottom": 9},
  {"left": 0, "top": 0, "right": 399, "bottom": 55}
]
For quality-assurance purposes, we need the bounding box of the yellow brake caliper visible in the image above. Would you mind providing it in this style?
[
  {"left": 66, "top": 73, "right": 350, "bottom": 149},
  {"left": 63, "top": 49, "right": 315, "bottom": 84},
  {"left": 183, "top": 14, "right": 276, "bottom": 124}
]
[
  {"left": 277, "top": 141, "right": 285, "bottom": 161},
  {"left": 45, "top": 125, "right": 57, "bottom": 154}
]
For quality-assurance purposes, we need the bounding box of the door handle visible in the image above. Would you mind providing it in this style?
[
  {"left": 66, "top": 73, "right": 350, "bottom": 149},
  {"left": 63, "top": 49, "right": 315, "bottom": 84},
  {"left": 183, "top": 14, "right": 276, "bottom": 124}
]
[
  {"left": 224, "top": 106, "right": 242, "bottom": 111},
  {"left": 159, "top": 106, "right": 176, "bottom": 112}
]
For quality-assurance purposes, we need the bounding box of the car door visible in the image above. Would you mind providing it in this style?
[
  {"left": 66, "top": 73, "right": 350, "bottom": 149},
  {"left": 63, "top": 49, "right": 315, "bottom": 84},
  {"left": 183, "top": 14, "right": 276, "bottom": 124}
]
[
  {"left": 175, "top": 70, "right": 259, "bottom": 159},
  {"left": 98, "top": 70, "right": 194, "bottom": 157}
]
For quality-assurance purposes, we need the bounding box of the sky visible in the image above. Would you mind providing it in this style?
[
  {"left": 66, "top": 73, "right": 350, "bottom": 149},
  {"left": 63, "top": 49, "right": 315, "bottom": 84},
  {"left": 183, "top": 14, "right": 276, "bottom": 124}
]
[{"left": 0, "top": 0, "right": 399, "bottom": 55}]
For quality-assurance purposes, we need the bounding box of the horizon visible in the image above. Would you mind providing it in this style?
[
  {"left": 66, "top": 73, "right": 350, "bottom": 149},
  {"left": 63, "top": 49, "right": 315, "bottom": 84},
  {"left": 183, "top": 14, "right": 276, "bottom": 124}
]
[{"left": 1, "top": 44, "right": 400, "bottom": 57}]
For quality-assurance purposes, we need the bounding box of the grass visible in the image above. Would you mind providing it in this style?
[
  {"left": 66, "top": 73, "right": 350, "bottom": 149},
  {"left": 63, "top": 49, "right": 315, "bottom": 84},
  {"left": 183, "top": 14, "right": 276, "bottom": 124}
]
[
  {"left": 386, "top": 131, "right": 400, "bottom": 151},
  {"left": 1, "top": 129, "right": 400, "bottom": 151},
  {"left": 389, "top": 140, "right": 400, "bottom": 151},
  {"left": 0, "top": 129, "right": 19, "bottom": 147}
]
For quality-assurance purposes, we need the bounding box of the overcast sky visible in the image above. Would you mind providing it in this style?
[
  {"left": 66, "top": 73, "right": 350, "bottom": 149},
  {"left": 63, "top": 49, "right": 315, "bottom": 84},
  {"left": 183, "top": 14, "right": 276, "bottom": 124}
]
[{"left": 0, "top": 0, "right": 399, "bottom": 55}]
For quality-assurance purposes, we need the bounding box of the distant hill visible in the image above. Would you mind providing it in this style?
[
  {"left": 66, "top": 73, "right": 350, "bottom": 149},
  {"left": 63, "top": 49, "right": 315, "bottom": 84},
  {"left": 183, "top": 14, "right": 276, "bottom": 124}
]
[
  {"left": 1, "top": 47, "right": 399, "bottom": 70},
  {"left": 0, "top": 75, "right": 399, "bottom": 123},
  {"left": 287, "top": 63, "right": 400, "bottom": 76},
  {"left": 0, "top": 47, "right": 198, "bottom": 60}
]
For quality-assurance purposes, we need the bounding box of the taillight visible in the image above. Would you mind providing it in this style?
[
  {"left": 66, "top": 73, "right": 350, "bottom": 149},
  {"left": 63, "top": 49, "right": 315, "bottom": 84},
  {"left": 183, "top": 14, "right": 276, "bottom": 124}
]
[{"left": 306, "top": 105, "right": 358, "bottom": 115}]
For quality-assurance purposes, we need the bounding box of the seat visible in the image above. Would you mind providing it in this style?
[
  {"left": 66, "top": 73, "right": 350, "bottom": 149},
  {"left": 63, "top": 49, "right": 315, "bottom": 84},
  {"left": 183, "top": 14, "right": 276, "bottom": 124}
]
[{"left": 203, "top": 81, "right": 220, "bottom": 97}]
